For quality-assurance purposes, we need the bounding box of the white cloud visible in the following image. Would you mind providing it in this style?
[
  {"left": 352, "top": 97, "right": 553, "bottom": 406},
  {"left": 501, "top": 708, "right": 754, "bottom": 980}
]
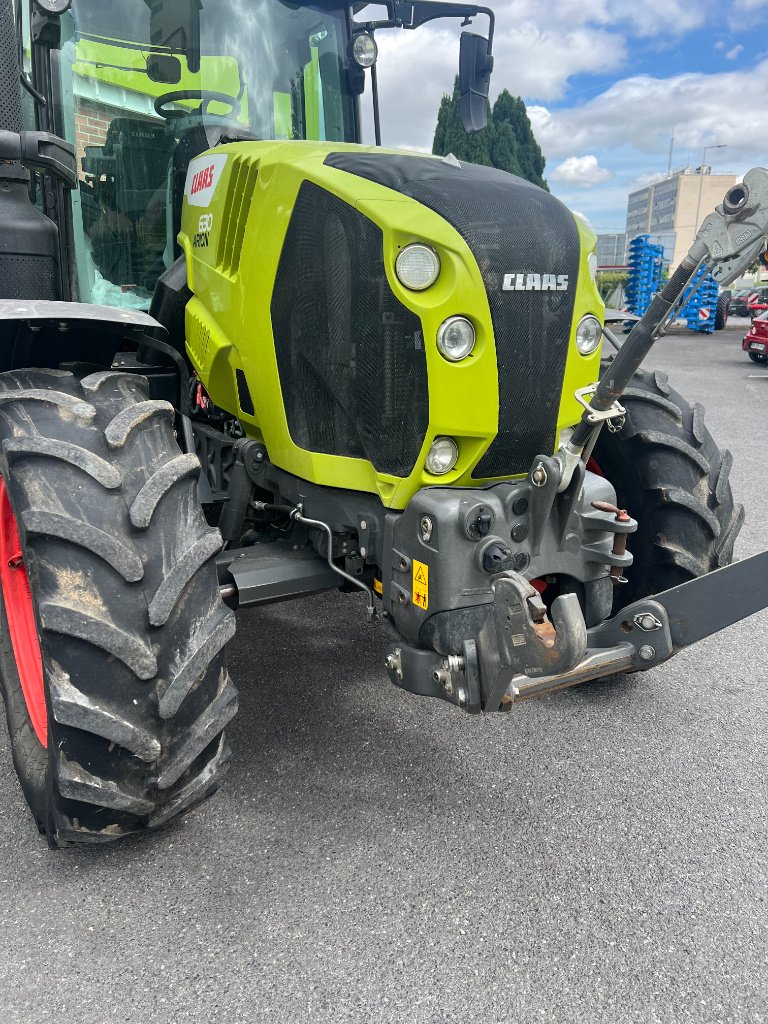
[
  {"left": 370, "top": 15, "right": 628, "bottom": 148},
  {"left": 728, "top": 0, "right": 768, "bottom": 30},
  {"left": 528, "top": 61, "right": 768, "bottom": 162},
  {"left": 726, "top": 43, "right": 745, "bottom": 59},
  {"left": 508, "top": 0, "right": 713, "bottom": 37},
  {"left": 362, "top": 0, "right": 766, "bottom": 149},
  {"left": 550, "top": 155, "right": 612, "bottom": 186},
  {"left": 356, "top": 0, "right": 768, "bottom": 231},
  {"left": 492, "top": 23, "right": 627, "bottom": 100}
]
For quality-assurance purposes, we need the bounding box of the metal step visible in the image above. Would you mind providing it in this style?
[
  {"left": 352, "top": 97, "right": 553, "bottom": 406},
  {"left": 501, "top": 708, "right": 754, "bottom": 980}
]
[{"left": 217, "top": 542, "right": 342, "bottom": 608}]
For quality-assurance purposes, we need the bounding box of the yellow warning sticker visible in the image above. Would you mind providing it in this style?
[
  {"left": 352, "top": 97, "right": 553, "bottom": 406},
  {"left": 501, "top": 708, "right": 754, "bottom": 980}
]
[{"left": 413, "top": 560, "right": 429, "bottom": 611}]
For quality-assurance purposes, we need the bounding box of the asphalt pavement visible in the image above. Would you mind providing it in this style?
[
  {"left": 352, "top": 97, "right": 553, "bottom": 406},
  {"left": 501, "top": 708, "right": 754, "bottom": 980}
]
[{"left": 1, "top": 321, "right": 766, "bottom": 1024}]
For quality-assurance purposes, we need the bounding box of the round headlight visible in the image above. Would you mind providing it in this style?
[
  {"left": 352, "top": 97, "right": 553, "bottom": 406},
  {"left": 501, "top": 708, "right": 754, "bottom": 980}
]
[
  {"left": 395, "top": 244, "right": 441, "bottom": 291},
  {"left": 352, "top": 32, "right": 378, "bottom": 68},
  {"left": 437, "top": 316, "right": 476, "bottom": 362},
  {"left": 576, "top": 314, "right": 602, "bottom": 355},
  {"left": 425, "top": 437, "right": 459, "bottom": 476}
]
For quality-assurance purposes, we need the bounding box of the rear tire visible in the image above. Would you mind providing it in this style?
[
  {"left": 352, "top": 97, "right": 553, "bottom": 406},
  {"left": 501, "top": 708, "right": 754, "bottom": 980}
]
[
  {"left": 592, "top": 365, "right": 743, "bottom": 609},
  {"left": 748, "top": 351, "right": 767, "bottom": 363},
  {"left": 0, "top": 368, "right": 237, "bottom": 845}
]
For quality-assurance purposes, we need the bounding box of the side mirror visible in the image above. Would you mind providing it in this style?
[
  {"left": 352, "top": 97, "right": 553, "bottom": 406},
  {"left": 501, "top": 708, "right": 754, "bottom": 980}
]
[
  {"left": 147, "top": 0, "right": 201, "bottom": 73},
  {"left": 147, "top": 54, "right": 182, "bottom": 84},
  {"left": 459, "top": 32, "right": 494, "bottom": 134}
]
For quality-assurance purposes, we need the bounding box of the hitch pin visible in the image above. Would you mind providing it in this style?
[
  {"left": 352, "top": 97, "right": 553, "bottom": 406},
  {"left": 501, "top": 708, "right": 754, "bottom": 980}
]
[{"left": 592, "top": 500, "right": 631, "bottom": 585}]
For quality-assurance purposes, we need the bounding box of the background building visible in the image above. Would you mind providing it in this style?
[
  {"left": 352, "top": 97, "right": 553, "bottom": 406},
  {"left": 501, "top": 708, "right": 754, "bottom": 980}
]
[
  {"left": 595, "top": 232, "right": 627, "bottom": 269},
  {"left": 598, "top": 233, "right": 626, "bottom": 270},
  {"left": 625, "top": 167, "right": 737, "bottom": 269}
]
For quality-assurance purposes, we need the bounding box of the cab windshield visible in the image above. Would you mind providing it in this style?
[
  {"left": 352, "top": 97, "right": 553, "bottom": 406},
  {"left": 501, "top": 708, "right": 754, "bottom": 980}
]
[{"left": 56, "top": 0, "right": 357, "bottom": 308}]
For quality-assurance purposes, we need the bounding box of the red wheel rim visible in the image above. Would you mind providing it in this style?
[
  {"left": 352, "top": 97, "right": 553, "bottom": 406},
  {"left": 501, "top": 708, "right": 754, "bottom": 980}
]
[{"left": 0, "top": 479, "right": 47, "bottom": 747}]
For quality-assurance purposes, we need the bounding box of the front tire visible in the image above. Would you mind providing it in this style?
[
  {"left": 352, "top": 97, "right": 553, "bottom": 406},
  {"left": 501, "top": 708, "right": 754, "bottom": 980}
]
[
  {"left": 0, "top": 369, "right": 237, "bottom": 845},
  {"left": 592, "top": 365, "right": 743, "bottom": 609}
]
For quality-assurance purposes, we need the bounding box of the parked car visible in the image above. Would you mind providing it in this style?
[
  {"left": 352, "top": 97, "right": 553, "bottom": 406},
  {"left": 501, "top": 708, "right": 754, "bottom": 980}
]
[
  {"left": 742, "top": 309, "right": 768, "bottom": 361},
  {"left": 746, "top": 287, "right": 768, "bottom": 316},
  {"left": 729, "top": 289, "right": 753, "bottom": 316}
]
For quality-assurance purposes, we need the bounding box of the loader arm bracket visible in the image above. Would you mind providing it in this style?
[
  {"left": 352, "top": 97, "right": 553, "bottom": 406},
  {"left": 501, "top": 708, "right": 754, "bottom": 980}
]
[{"left": 557, "top": 167, "right": 768, "bottom": 488}]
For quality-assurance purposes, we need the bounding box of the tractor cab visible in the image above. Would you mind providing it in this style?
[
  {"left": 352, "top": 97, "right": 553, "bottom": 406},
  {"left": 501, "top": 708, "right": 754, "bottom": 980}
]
[
  {"left": 19, "top": 0, "right": 493, "bottom": 310},
  {"left": 53, "top": 0, "right": 362, "bottom": 308}
]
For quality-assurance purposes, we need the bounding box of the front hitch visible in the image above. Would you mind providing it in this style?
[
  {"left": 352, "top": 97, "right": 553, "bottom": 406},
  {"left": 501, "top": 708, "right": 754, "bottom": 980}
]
[
  {"left": 384, "top": 566, "right": 672, "bottom": 713},
  {"left": 477, "top": 572, "right": 587, "bottom": 690},
  {"left": 385, "top": 550, "right": 768, "bottom": 714},
  {"left": 385, "top": 568, "right": 591, "bottom": 713}
]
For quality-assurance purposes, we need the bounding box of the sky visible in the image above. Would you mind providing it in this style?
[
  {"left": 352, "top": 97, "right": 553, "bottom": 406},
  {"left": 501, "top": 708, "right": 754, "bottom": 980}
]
[{"left": 358, "top": 0, "right": 768, "bottom": 234}]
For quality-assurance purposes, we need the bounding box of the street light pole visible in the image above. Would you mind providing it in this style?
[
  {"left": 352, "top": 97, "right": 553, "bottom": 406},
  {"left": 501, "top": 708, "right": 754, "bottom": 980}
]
[{"left": 693, "top": 143, "right": 727, "bottom": 236}]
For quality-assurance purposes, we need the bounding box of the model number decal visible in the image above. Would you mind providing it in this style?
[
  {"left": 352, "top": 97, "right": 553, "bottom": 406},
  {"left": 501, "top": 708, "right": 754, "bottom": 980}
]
[
  {"left": 192, "top": 214, "right": 214, "bottom": 249},
  {"left": 503, "top": 273, "right": 569, "bottom": 291}
]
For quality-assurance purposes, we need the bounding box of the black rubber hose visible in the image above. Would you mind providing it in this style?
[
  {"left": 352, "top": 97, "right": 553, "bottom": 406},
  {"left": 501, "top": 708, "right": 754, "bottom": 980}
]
[
  {"left": 0, "top": 0, "right": 23, "bottom": 134},
  {"left": 571, "top": 256, "right": 698, "bottom": 449}
]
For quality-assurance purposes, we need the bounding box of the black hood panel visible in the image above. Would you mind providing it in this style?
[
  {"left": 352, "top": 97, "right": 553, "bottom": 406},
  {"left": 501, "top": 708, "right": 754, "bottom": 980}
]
[
  {"left": 325, "top": 153, "right": 581, "bottom": 478},
  {"left": 271, "top": 181, "right": 428, "bottom": 477}
]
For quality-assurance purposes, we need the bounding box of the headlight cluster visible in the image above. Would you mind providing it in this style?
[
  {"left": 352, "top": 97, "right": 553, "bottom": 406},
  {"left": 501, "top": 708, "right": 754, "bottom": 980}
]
[
  {"left": 425, "top": 437, "right": 459, "bottom": 476},
  {"left": 395, "top": 244, "right": 476, "bottom": 365},
  {"left": 576, "top": 314, "right": 602, "bottom": 355},
  {"left": 395, "top": 244, "right": 440, "bottom": 291},
  {"left": 351, "top": 32, "right": 378, "bottom": 68}
]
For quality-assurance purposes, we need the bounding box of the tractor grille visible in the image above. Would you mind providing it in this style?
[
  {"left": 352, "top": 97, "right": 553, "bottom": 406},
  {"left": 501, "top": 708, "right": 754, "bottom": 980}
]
[
  {"left": 271, "top": 182, "right": 427, "bottom": 477},
  {"left": 325, "top": 153, "right": 581, "bottom": 478}
]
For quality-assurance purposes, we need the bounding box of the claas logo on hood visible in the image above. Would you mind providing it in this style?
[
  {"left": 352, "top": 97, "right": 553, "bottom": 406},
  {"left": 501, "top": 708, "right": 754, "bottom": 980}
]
[{"left": 503, "top": 273, "right": 569, "bottom": 291}]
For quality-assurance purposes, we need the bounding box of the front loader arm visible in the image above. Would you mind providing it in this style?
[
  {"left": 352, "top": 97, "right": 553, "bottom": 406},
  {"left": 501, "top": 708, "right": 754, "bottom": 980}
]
[
  {"left": 556, "top": 169, "right": 768, "bottom": 489},
  {"left": 463, "top": 169, "right": 768, "bottom": 712}
]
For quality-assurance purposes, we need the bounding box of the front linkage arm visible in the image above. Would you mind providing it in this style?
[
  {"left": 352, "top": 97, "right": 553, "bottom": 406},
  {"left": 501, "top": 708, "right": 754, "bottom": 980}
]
[{"left": 556, "top": 168, "right": 768, "bottom": 490}]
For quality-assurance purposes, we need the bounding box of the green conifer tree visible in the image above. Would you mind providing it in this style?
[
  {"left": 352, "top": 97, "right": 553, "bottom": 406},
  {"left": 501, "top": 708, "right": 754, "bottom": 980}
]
[
  {"left": 431, "top": 77, "right": 493, "bottom": 167},
  {"left": 492, "top": 90, "right": 548, "bottom": 190},
  {"left": 433, "top": 93, "right": 451, "bottom": 156},
  {"left": 431, "top": 82, "right": 548, "bottom": 191}
]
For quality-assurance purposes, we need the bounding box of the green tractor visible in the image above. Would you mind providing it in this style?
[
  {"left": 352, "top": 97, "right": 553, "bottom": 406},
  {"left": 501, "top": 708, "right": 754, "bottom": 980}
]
[{"left": 0, "top": 0, "right": 766, "bottom": 846}]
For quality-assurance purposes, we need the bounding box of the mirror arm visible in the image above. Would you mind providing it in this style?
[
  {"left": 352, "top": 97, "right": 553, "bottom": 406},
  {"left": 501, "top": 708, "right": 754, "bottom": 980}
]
[
  {"left": 405, "top": 3, "right": 494, "bottom": 45},
  {"left": 353, "top": 2, "right": 494, "bottom": 45}
]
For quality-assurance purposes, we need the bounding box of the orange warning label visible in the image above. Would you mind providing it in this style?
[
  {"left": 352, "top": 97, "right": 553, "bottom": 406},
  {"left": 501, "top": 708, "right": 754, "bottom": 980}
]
[{"left": 413, "top": 560, "right": 429, "bottom": 611}]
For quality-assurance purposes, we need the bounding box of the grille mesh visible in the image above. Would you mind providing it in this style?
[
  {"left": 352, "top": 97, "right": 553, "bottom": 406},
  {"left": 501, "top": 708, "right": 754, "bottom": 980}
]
[
  {"left": 0, "top": 255, "right": 57, "bottom": 300},
  {"left": 235, "top": 368, "right": 254, "bottom": 416},
  {"left": 271, "top": 182, "right": 427, "bottom": 477},
  {"left": 0, "top": 0, "right": 23, "bottom": 133},
  {"left": 325, "top": 153, "right": 581, "bottom": 478}
]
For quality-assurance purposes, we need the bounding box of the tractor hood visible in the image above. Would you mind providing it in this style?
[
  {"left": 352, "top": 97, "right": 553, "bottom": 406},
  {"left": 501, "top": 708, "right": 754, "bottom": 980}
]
[
  {"left": 179, "top": 142, "right": 602, "bottom": 509},
  {"left": 323, "top": 151, "right": 582, "bottom": 478}
]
